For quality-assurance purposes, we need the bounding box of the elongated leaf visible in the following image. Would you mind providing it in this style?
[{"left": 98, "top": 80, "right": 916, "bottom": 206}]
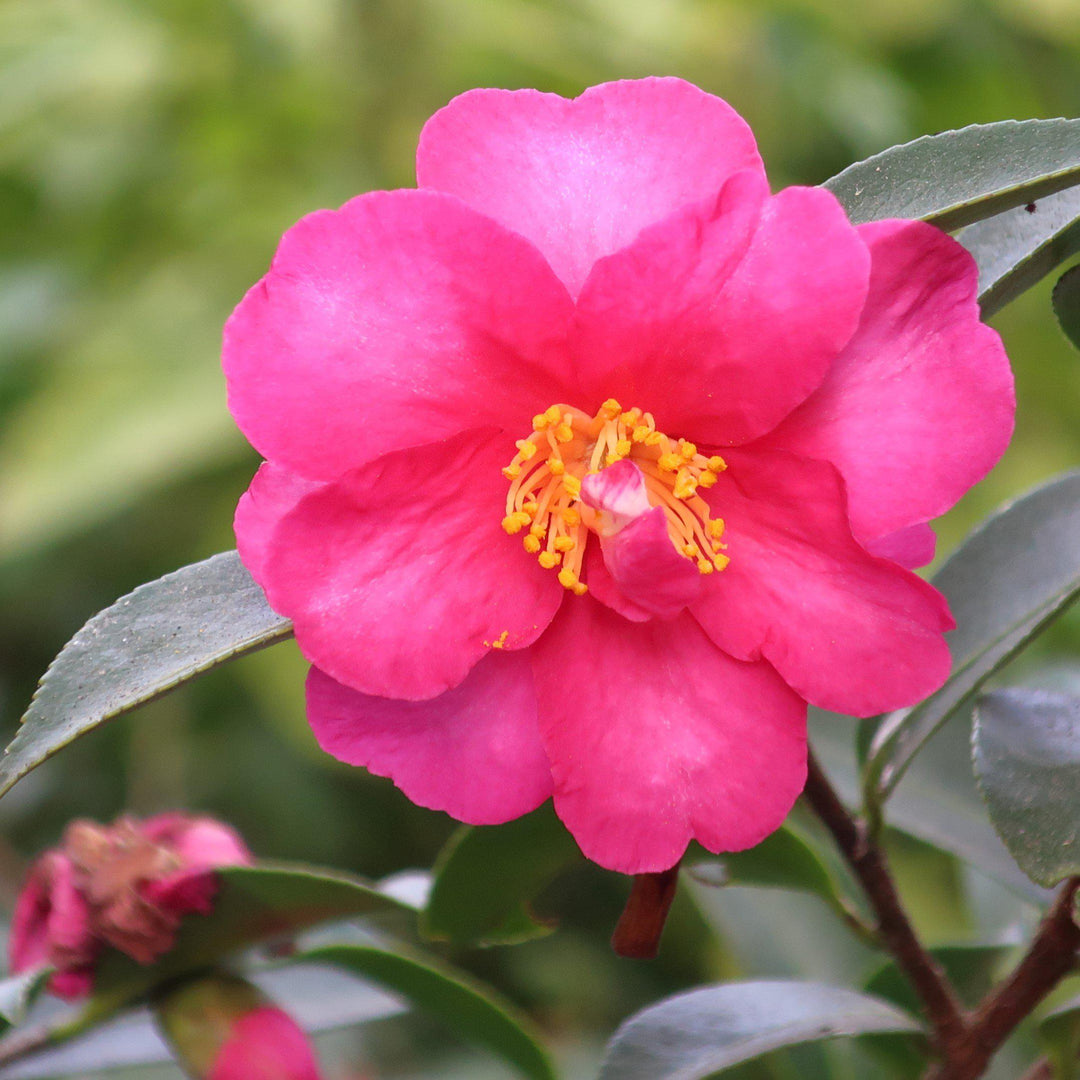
[
  {"left": 598, "top": 981, "right": 920, "bottom": 1079},
  {"left": 424, "top": 802, "right": 582, "bottom": 947},
  {"left": 973, "top": 688, "right": 1080, "bottom": 887},
  {"left": 1053, "top": 264, "right": 1080, "bottom": 351},
  {"left": 0, "top": 962, "right": 406, "bottom": 1079},
  {"left": 87, "top": 863, "right": 413, "bottom": 1016},
  {"left": 300, "top": 944, "right": 557, "bottom": 1080},
  {"left": 0, "top": 969, "right": 50, "bottom": 1036},
  {"left": 823, "top": 118, "right": 1080, "bottom": 230},
  {"left": 863, "top": 471, "right": 1080, "bottom": 805},
  {"left": 0, "top": 551, "right": 292, "bottom": 800},
  {"left": 957, "top": 186, "right": 1080, "bottom": 317},
  {"left": 1040, "top": 995, "right": 1080, "bottom": 1080},
  {"left": 688, "top": 823, "right": 862, "bottom": 930}
]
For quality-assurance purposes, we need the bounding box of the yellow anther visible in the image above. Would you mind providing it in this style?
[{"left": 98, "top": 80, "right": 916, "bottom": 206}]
[
  {"left": 615, "top": 438, "right": 632, "bottom": 457},
  {"left": 553, "top": 536, "right": 575, "bottom": 553},
  {"left": 539, "top": 551, "right": 560, "bottom": 569},
  {"left": 572, "top": 581, "right": 588, "bottom": 596},
  {"left": 532, "top": 413, "right": 550, "bottom": 431},
  {"left": 563, "top": 475, "right": 581, "bottom": 498},
  {"left": 515, "top": 439, "right": 538, "bottom": 459},
  {"left": 548, "top": 457, "right": 566, "bottom": 476},
  {"left": 544, "top": 404, "right": 562, "bottom": 425},
  {"left": 673, "top": 469, "right": 698, "bottom": 500},
  {"left": 682, "top": 542, "right": 701, "bottom": 558},
  {"left": 554, "top": 423, "right": 574, "bottom": 443},
  {"left": 708, "top": 519, "right": 726, "bottom": 540},
  {"left": 558, "top": 567, "right": 581, "bottom": 590},
  {"left": 707, "top": 455, "right": 727, "bottom": 472},
  {"left": 714, "top": 553, "right": 731, "bottom": 571},
  {"left": 502, "top": 511, "right": 531, "bottom": 534},
  {"left": 600, "top": 398, "right": 622, "bottom": 417},
  {"left": 697, "top": 558, "right": 715, "bottom": 574},
  {"left": 632, "top": 425, "right": 651, "bottom": 443},
  {"left": 620, "top": 408, "right": 642, "bottom": 426},
  {"left": 698, "top": 471, "right": 718, "bottom": 488},
  {"left": 529, "top": 524, "right": 546, "bottom": 538},
  {"left": 658, "top": 453, "right": 682, "bottom": 472},
  {"left": 644, "top": 431, "right": 664, "bottom": 446},
  {"left": 502, "top": 464, "right": 521, "bottom": 480},
  {"left": 562, "top": 507, "right": 581, "bottom": 527},
  {"left": 605, "top": 451, "right": 621, "bottom": 466},
  {"left": 679, "top": 440, "right": 697, "bottom": 460},
  {"left": 523, "top": 535, "right": 542, "bottom": 554},
  {"left": 523, "top": 501, "right": 539, "bottom": 515}
]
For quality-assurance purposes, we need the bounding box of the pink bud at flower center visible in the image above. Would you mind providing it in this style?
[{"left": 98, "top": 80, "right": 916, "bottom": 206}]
[{"left": 501, "top": 398, "right": 730, "bottom": 591}]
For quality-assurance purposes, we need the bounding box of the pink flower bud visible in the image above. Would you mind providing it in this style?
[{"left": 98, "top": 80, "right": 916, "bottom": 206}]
[
  {"left": 209, "top": 1006, "right": 323, "bottom": 1080},
  {"left": 9, "top": 812, "right": 252, "bottom": 998}
]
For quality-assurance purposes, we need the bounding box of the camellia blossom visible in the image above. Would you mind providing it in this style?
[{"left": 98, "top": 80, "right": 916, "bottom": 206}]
[
  {"left": 225, "top": 78, "right": 1014, "bottom": 874},
  {"left": 9, "top": 813, "right": 251, "bottom": 998}
]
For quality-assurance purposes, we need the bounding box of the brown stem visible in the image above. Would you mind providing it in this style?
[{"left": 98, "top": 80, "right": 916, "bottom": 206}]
[
  {"left": 802, "top": 750, "right": 968, "bottom": 1062},
  {"left": 922, "top": 879, "right": 1080, "bottom": 1080},
  {"left": 611, "top": 863, "right": 681, "bottom": 959}
]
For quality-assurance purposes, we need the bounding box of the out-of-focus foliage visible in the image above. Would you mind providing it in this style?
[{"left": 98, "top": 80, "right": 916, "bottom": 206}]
[{"left": 2, "top": 1, "right": 1080, "bottom": 1076}]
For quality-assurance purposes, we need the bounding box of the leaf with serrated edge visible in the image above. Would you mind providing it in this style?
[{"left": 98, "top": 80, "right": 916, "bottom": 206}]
[
  {"left": 863, "top": 471, "right": 1080, "bottom": 805},
  {"left": 974, "top": 688, "right": 1080, "bottom": 888},
  {"left": 296, "top": 944, "right": 557, "bottom": 1080},
  {"left": 824, "top": 118, "right": 1080, "bottom": 230},
  {"left": 958, "top": 187, "right": 1080, "bottom": 318},
  {"left": 0, "top": 551, "right": 291, "bottom": 800},
  {"left": 598, "top": 980, "right": 920, "bottom": 1080}
]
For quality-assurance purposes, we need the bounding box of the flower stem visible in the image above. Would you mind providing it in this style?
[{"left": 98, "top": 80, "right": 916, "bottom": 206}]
[{"left": 612, "top": 863, "right": 681, "bottom": 959}]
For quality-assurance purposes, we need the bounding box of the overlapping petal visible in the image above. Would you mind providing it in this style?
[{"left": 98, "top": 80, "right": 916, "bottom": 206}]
[
  {"left": 572, "top": 179, "right": 870, "bottom": 445},
  {"left": 417, "top": 77, "right": 764, "bottom": 296},
  {"left": 691, "top": 448, "right": 954, "bottom": 717},
  {"left": 224, "top": 189, "right": 575, "bottom": 480},
  {"left": 235, "top": 463, "right": 321, "bottom": 580},
  {"left": 261, "top": 429, "right": 563, "bottom": 700},
  {"left": 763, "top": 219, "right": 1014, "bottom": 544},
  {"left": 307, "top": 650, "right": 551, "bottom": 825},
  {"left": 531, "top": 598, "right": 807, "bottom": 874}
]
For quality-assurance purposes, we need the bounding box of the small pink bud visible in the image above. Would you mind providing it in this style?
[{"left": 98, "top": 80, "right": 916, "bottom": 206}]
[{"left": 209, "top": 1006, "right": 322, "bottom": 1080}]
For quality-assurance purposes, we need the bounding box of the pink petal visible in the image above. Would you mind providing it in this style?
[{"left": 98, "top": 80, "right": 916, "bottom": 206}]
[
  {"left": 140, "top": 814, "right": 253, "bottom": 872},
  {"left": 531, "top": 598, "right": 807, "bottom": 874},
  {"left": 262, "top": 429, "right": 563, "bottom": 699},
  {"left": 417, "top": 77, "right": 763, "bottom": 296},
  {"left": 142, "top": 869, "right": 220, "bottom": 918},
  {"left": 763, "top": 219, "right": 1014, "bottom": 544},
  {"left": 9, "top": 856, "right": 58, "bottom": 974},
  {"left": 235, "top": 463, "right": 322, "bottom": 580},
  {"left": 224, "top": 189, "right": 575, "bottom": 480},
  {"left": 210, "top": 1006, "right": 322, "bottom": 1080},
  {"left": 691, "top": 448, "right": 954, "bottom": 717},
  {"left": 307, "top": 650, "right": 552, "bottom": 826},
  {"left": 582, "top": 543, "right": 652, "bottom": 624},
  {"left": 571, "top": 180, "right": 870, "bottom": 445},
  {"left": 865, "top": 522, "right": 937, "bottom": 569}
]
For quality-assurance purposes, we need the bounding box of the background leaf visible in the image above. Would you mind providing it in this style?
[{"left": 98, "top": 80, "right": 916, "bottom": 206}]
[
  {"left": 1053, "top": 264, "right": 1080, "bottom": 351},
  {"left": 0, "top": 551, "right": 291, "bottom": 800},
  {"left": 598, "top": 981, "right": 921, "bottom": 1080},
  {"left": 863, "top": 471, "right": 1080, "bottom": 806},
  {"left": 1040, "top": 995, "right": 1080, "bottom": 1080},
  {"left": 973, "top": 688, "right": 1080, "bottom": 887},
  {"left": 0, "top": 969, "right": 50, "bottom": 1036},
  {"left": 823, "top": 119, "right": 1080, "bottom": 229}
]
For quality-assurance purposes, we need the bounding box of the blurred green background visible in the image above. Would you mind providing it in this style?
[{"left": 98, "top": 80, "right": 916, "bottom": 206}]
[{"left": 3, "top": 0, "right": 1080, "bottom": 1077}]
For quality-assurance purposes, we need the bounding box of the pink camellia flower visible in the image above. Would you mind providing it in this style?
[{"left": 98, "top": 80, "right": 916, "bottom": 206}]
[
  {"left": 9, "top": 813, "right": 252, "bottom": 998},
  {"left": 225, "top": 78, "right": 1014, "bottom": 874},
  {"left": 209, "top": 1006, "right": 322, "bottom": 1080}
]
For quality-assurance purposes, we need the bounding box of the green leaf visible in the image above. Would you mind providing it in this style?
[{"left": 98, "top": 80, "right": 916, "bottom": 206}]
[
  {"left": 423, "top": 802, "right": 582, "bottom": 947},
  {"left": 823, "top": 119, "right": 1080, "bottom": 230},
  {"left": 973, "top": 688, "right": 1080, "bottom": 888},
  {"left": 863, "top": 471, "right": 1080, "bottom": 807},
  {"left": 297, "top": 944, "right": 558, "bottom": 1080},
  {"left": 1040, "top": 995, "right": 1080, "bottom": 1080},
  {"left": 688, "top": 823, "right": 865, "bottom": 934},
  {"left": 957, "top": 186, "right": 1080, "bottom": 318},
  {"left": 0, "top": 551, "right": 292, "bottom": 800},
  {"left": 87, "top": 862, "right": 413, "bottom": 1015},
  {"left": 1053, "top": 264, "right": 1080, "bottom": 351},
  {"left": 0, "top": 969, "right": 50, "bottom": 1036},
  {"left": 598, "top": 980, "right": 921, "bottom": 1079}
]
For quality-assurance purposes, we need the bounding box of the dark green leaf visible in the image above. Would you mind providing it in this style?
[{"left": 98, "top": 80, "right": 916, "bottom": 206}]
[
  {"left": 1040, "top": 995, "right": 1080, "bottom": 1080},
  {"left": 0, "top": 551, "right": 292, "bottom": 800},
  {"left": 973, "top": 688, "right": 1080, "bottom": 887},
  {"left": 863, "top": 471, "right": 1080, "bottom": 806},
  {"left": 823, "top": 119, "right": 1080, "bottom": 230},
  {"left": 87, "top": 863, "right": 413, "bottom": 1015},
  {"left": 0, "top": 969, "right": 50, "bottom": 1036},
  {"left": 598, "top": 980, "right": 921, "bottom": 1079},
  {"left": 423, "top": 802, "right": 582, "bottom": 947},
  {"left": 1053, "top": 264, "right": 1080, "bottom": 351},
  {"left": 298, "top": 944, "right": 557, "bottom": 1080},
  {"left": 957, "top": 187, "right": 1080, "bottom": 317},
  {"left": 688, "top": 823, "right": 863, "bottom": 932}
]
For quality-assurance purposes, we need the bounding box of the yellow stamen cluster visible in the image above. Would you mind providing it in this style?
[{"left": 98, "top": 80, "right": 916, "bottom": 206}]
[{"left": 501, "top": 399, "right": 730, "bottom": 590}]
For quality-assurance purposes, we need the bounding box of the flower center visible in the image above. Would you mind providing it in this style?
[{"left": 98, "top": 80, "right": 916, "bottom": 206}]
[{"left": 501, "top": 398, "right": 730, "bottom": 593}]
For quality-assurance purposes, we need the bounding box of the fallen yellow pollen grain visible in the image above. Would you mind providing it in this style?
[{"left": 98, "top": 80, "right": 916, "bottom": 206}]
[{"left": 489, "top": 630, "right": 509, "bottom": 649}]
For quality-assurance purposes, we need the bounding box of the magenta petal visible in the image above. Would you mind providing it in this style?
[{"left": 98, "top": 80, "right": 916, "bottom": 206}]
[
  {"left": 572, "top": 179, "right": 870, "bottom": 445},
  {"left": 865, "top": 522, "right": 937, "bottom": 569},
  {"left": 210, "top": 1006, "right": 321, "bottom": 1080},
  {"left": 224, "top": 189, "right": 575, "bottom": 480},
  {"left": 692, "top": 448, "right": 954, "bottom": 717},
  {"left": 531, "top": 598, "right": 807, "bottom": 874},
  {"left": 263, "top": 429, "right": 563, "bottom": 699},
  {"left": 764, "top": 219, "right": 1015, "bottom": 544},
  {"left": 235, "top": 463, "right": 322, "bottom": 580},
  {"left": 307, "top": 650, "right": 552, "bottom": 825},
  {"left": 417, "top": 77, "right": 763, "bottom": 296}
]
